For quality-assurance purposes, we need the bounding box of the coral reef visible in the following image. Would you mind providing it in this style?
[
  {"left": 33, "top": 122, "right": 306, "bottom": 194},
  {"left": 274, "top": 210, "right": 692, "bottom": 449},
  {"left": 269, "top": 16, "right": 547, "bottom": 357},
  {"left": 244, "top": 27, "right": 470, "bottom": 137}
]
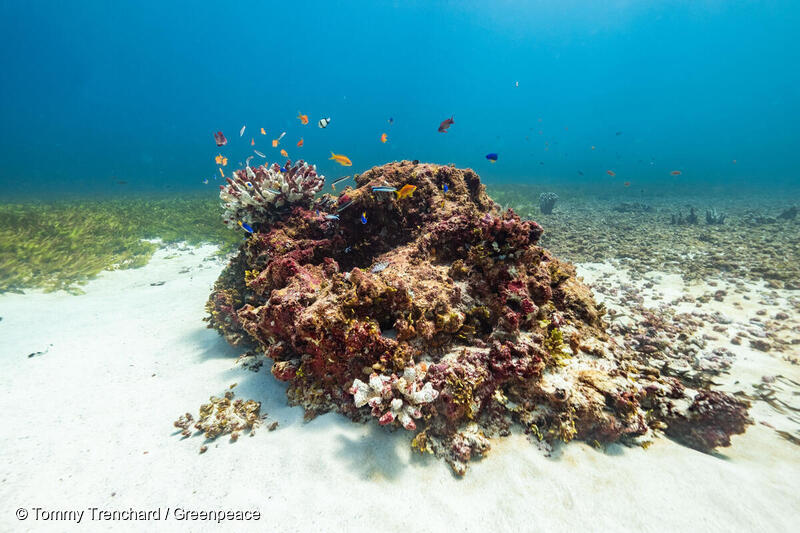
[
  {"left": 538, "top": 192, "right": 558, "bottom": 214},
  {"left": 671, "top": 207, "right": 698, "bottom": 225},
  {"left": 206, "top": 160, "right": 751, "bottom": 475}
]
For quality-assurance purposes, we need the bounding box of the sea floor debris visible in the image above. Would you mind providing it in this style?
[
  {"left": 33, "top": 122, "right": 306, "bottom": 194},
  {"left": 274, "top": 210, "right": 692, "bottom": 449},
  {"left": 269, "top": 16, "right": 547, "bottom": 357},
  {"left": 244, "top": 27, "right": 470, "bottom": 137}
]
[{"left": 204, "top": 160, "right": 753, "bottom": 475}]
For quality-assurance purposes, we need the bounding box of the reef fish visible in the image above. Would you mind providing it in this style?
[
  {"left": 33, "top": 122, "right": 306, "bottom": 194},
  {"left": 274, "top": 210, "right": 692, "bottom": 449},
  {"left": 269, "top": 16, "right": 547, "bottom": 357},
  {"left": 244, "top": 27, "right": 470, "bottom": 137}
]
[
  {"left": 254, "top": 150, "right": 266, "bottom": 158},
  {"left": 396, "top": 184, "right": 416, "bottom": 199},
  {"left": 443, "top": 183, "right": 449, "bottom": 193},
  {"left": 388, "top": 117, "right": 394, "bottom": 124},
  {"left": 297, "top": 138, "right": 304, "bottom": 147},
  {"left": 240, "top": 125, "right": 246, "bottom": 137},
  {"left": 298, "top": 113, "right": 309, "bottom": 125},
  {"left": 318, "top": 117, "right": 331, "bottom": 128},
  {"left": 250, "top": 138, "right": 255, "bottom": 146},
  {"left": 265, "top": 188, "right": 281, "bottom": 195},
  {"left": 371, "top": 262, "right": 390, "bottom": 273},
  {"left": 260, "top": 127, "right": 266, "bottom": 135},
  {"left": 238, "top": 221, "right": 254, "bottom": 234},
  {"left": 606, "top": 170, "right": 616, "bottom": 176},
  {"left": 330, "top": 175, "right": 351, "bottom": 190},
  {"left": 372, "top": 186, "right": 397, "bottom": 193},
  {"left": 281, "top": 149, "right": 288, "bottom": 157},
  {"left": 215, "top": 154, "right": 228, "bottom": 166},
  {"left": 438, "top": 116, "right": 454, "bottom": 133},
  {"left": 219, "top": 168, "right": 224, "bottom": 177},
  {"left": 330, "top": 152, "right": 352, "bottom": 166},
  {"left": 381, "top": 133, "right": 387, "bottom": 143},
  {"left": 324, "top": 214, "right": 340, "bottom": 221},
  {"left": 360, "top": 211, "right": 368, "bottom": 224},
  {"left": 624, "top": 181, "right": 631, "bottom": 187},
  {"left": 214, "top": 131, "right": 227, "bottom": 146},
  {"left": 670, "top": 170, "right": 682, "bottom": 176},
  {"left": 486, "top": 153, "right": 498, "bottom": 163}
]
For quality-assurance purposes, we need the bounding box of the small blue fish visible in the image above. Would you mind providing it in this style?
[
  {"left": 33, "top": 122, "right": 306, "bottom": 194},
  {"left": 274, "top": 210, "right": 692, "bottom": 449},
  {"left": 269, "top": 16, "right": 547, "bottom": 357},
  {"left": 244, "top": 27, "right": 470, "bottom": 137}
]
[
  {"left": 315, "top": 209, "right": 320, "bottom": 216},
  {"left": 325, "top": 214, "right": 340, "bottom": 221},
  {"left": 360, "top": 211, "right": 367, "bottom": 224},
  {"left": 245, "top": 181, "right": 254, "bottom": 188},
  {"left": 344, "top": 246, "right": 352, "bottom": 253},
  {"left": 202, "top": 178, "right": 209, "bottom": 184},
  {"left": 443, "top": 183, "right": 449, "bottom": 193},
  {"left": 238, "top": 221, "right": 254, "bottom": 234},
  {"left": 372, "top": 186, "right": 397, "bottom": 193},
  {"left": 280, "top": 166, "right": 288, "bottom": 172},
  {"left": 486, "top": 153, "right": 498, "bottom": 163}
]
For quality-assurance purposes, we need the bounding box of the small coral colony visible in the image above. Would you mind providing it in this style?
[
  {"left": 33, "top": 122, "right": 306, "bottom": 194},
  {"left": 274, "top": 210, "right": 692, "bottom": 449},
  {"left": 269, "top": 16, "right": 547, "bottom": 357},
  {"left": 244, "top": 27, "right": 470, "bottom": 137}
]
[{"left": 176, "top": 114, "right": 751, "bottom": 476}]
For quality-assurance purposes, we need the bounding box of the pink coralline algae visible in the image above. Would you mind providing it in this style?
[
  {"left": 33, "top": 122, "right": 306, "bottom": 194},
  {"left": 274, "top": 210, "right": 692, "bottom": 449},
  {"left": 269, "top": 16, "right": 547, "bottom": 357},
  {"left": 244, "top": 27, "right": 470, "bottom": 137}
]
[
  {"left": 219, "top": 159, "right": 324, "bottom": 229},
  {"left": 206, "top": 160, "right": 751, "bottom": 476}
]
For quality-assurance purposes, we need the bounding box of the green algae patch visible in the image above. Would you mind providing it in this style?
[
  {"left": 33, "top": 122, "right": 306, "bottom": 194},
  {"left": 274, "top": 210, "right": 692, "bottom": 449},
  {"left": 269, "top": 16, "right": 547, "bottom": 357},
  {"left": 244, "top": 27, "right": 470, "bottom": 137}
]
[{"left": 0, "top": 195, "right": 240, "bottom": 294}]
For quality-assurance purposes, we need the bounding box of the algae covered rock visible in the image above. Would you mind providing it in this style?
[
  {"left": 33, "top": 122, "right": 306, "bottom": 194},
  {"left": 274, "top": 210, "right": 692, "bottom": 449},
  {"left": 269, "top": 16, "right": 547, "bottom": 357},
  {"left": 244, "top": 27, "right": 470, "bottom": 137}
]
[{"left": 206, "top": 160, "right": 750, "bottom": 475}]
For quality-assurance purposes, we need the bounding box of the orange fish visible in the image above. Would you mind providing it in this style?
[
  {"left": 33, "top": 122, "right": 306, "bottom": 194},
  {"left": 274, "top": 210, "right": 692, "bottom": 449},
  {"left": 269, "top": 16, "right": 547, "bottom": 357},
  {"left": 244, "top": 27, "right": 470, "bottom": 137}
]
[
  {"left": 396, "top": 184, "right": 416, "bottom": 199},
  {"left": 591, "top": 145, "right": 596, "bottom": 150},
  {"left": 280, "top": 149, "right": 288, "bottom": 157},
  {"left": 670, "top": 170, "right": 681, "bottom": 176},
  {"left": 215, "top": 154, "right": 228, "bottom": 166},
  {"left": 624, "top": 181, "right": 630, "bottom": 187},
  {"left": 381, "top": 133, "right": 387, "bottom": 143},
  {"left": 272, "top": 139, "right": 279, "bottom": 148},
  {"left": 606, "top": 170, "right": 616, "bottom": 176},
  {"left": 298, "top": 113, "right": 309, "bottom": 125},
  {"left": 260, "top": 127, "right": 266, "bottom": 135},
  {"left": 219, "top": 168, "right": 224, "bottom": 177},
  {"left": 329, "top": 152, "right": 352, "bottom": 166},
  {"left": 251, "top": 138, "right": 255, "bottom": 146},
  {"left": 297, "top": 138, "right": 304, "bottom": 147}
]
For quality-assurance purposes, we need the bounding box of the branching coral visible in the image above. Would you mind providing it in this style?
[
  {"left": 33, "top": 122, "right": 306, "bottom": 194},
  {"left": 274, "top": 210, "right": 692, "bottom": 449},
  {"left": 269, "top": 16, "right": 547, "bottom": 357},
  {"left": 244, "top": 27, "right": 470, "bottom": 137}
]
[
  {"left": 219, "top": 159, "right": 324, "bottom": 229},
  {"left": 349, "top": 364, "right": 439, "bottom": 430}
]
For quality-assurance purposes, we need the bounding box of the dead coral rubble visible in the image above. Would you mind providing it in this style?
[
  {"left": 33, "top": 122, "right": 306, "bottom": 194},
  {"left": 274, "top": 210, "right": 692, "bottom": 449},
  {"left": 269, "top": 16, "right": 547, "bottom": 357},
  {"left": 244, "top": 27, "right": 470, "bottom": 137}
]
[{"left": 206, "top": 160, "right": 751, "bottom": 475}]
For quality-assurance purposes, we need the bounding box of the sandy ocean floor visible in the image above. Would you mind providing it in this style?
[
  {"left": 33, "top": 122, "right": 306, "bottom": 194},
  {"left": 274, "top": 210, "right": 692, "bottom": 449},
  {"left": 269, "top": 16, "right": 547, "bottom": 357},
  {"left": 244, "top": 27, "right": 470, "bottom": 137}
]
[{"left": 1, "top": 244, "right": 798, "bottom": 532}]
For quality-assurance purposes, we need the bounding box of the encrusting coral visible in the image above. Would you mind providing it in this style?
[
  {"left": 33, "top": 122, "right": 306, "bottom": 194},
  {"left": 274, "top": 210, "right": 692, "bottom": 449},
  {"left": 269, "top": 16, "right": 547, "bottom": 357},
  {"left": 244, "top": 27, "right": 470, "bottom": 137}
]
[{"left": 206, "top": 160, "right": 751, "bottom": 475}]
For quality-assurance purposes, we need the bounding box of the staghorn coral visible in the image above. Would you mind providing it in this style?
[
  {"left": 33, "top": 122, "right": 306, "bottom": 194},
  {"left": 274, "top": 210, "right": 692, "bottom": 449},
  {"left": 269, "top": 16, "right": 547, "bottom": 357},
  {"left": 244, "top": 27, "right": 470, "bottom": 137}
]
[
  {"left": 206, "top": 160, "right": 751, "bottom": 475},
  {"left": 219, "top": 159, "right": 324, "bottom": 229}
]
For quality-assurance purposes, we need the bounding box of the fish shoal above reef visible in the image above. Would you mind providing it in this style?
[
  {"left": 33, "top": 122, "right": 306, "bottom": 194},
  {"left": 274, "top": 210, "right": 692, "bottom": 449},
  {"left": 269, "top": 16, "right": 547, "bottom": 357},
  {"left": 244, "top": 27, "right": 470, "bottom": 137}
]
[{"left": 206, "top": 160, "right": 751, "bottom": 476}]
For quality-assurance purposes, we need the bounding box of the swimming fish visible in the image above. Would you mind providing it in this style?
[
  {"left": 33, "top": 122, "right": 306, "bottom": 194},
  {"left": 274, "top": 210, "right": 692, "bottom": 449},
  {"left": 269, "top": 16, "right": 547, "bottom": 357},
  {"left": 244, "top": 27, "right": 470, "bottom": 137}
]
[
  {"left": 372, "top": 186, "right": 397, "bottom": 193},
  {"left": 250, "top": 138, "right": 255, "bottom": 146},
  {"left": 388, "top": 117, "right": 394, "bottom": 124},
  {"left": 240, "top": 125, "right": 246, "bottom": 137},
  {"left": 219, "top": 168, "right": 224, "bottom": 177},
  {"left": 438, "top": 116, "right": 454, "bottom": 133},
  {"left": 443, "top": 183, "right": 449, "bottom": 193},
  {"left": 331, "top": 175, "right": 351, "bottom": 190},
  {"left": 624, "top": 181, "right": 631, "bottom": 187},
  {"left": 591, "top": 145, "right": 596, "bottom": 150},
  {"left": 260, "top": 127, "right": 266, "bottom": 135},
  {"left": 254, "top": 150, "right": 266, "bottom": 158},
  {"left": 360, "top": 211, "right": 368, "bottom": 224},
  {"left": 371, "top": 262, "right": 390, "bottom": 273},
  {"left": 615, "top": 131, "right": 622, "bottom": 136},
  {"left": 265, "top": 188, "right": 281, "bottom": 195},
  {"left": 215, "top": 154, "right": 228, "bottom": 166},
  {"left": 381, "top": 133, "right": 387, "bottom": 143},
  {"left": 486, "top": 153, "right": 498, "bottom": 163},
  {"left": 330, "top": 152, "right": 352, "bottom": 166},
  {"left": 606, "top": 170, "right": 616, "bottom": 176},
  {"left": 670, "top": 170, "right": 682, "bottom": 176},
  {"left": 515, "top": 81, "right": 519, "bottom": 87},
  {"left": 238, "top": 221, "right": 254, "bottom": 234},
  {"left": 337, "top": 200, "right": 354, "bottom": 212},
  {"left": 577, "top": 171, "right": 584, "bottom": 176},
  {"left": 732, "top": 159, "right": 737, "bottom": 164},
  {"left": 281, "top": 149, "right": 288, "bottom": 157},
  {"left": 214, "top": 131, "right": 227, "bottom": 146},
  {"left": 318, "top": 117, "right": 331, "bottom": 128},
  {"left": 298, "top": 113, "right": 309, "bottom": 125},
  {"left": 324, "top": 214, "right": 340, "bottom": 221},
  {"left": 202, "top": 178, "right": 208, "bottom": 184},
  {"left": 297, "top": 138, "right": 304, "bottom": 147},
  {"left": 396, "top": 184, "right": 416, "bottom": 199},
  {"left": 245, "top": 181, "right": 253, "bottom": 189},
  {"left": 245, "top": 156, "right": 253, "bottom": 166},
  {"left": 280, "top": 166, "right": 288, "bottom": 172},
  {"left": 272, "top": 139, "right": 278, "bottom": 147}
]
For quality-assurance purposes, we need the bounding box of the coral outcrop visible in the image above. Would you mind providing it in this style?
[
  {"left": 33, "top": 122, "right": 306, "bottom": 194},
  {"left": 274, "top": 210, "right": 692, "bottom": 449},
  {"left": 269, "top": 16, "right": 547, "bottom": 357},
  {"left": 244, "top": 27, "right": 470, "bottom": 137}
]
[{"left": 206, "top": 160, "right": 751, "bottom": 475}]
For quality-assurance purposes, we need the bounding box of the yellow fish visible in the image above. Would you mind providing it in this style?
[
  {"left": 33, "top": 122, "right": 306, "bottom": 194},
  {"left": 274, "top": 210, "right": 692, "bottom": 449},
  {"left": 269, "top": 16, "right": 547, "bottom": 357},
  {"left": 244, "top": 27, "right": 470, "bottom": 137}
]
[
  {"left": 381, "top": 133, "right": 387, "bottom": 143},
  {"left": 215, "top": 154, "right": 228, "bottom": 166},
  {"left": 329, "top": 152, "right": 352, "bottom": 166},
  {"left": 272, "top": 139, "right": 279, "bottom": 147},
  {"left": 298, "top": 113, "right": 309, "bottom": 125},
  {"left": 219, "top": 168, "right": 224, "bottom": 177},
  {"left": 396, "top": 184, "right": 416, "bottom": 199},
  {"left": 280, "top": 149, "right": 288, "bottom": 157}
]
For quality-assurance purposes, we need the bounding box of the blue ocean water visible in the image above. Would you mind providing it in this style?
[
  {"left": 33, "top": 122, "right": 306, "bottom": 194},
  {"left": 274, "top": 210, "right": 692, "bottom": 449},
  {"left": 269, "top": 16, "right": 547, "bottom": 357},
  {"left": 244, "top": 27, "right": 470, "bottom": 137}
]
[{"left": 1, "top": 0, "right": 797, "bottom": 198}]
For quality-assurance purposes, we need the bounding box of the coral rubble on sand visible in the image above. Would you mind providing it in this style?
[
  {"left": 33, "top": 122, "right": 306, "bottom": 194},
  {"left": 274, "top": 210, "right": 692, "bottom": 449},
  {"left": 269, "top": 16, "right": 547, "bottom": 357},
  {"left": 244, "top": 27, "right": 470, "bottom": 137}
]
[
  {"left": 206, "top": 160, "right": 751, "bottom": 475},
  {"left": 174, "top": 385, "right": 263, "bottom": 449}
]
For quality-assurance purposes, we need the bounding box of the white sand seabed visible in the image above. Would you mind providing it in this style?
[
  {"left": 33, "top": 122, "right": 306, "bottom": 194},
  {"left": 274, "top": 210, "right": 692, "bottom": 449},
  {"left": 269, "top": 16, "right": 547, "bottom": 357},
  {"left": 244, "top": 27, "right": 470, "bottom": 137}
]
[{"left": 0, "top": 245, "right": 798, "bottom": 532}]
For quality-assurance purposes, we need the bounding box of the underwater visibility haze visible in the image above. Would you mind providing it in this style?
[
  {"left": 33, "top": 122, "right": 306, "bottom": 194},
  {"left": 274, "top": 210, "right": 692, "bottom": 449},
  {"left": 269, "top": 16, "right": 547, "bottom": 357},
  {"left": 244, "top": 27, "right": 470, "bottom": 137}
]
[{"left": 1, "top": 1, "right": 799, "bottom": 531}]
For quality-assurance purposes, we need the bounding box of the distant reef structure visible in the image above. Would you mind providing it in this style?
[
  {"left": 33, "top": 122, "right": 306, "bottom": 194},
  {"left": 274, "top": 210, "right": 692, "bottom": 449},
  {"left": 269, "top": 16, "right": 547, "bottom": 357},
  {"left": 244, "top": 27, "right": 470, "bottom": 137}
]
[{"left": 206, "top": 160, "right": 750, "bottom": 475}]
